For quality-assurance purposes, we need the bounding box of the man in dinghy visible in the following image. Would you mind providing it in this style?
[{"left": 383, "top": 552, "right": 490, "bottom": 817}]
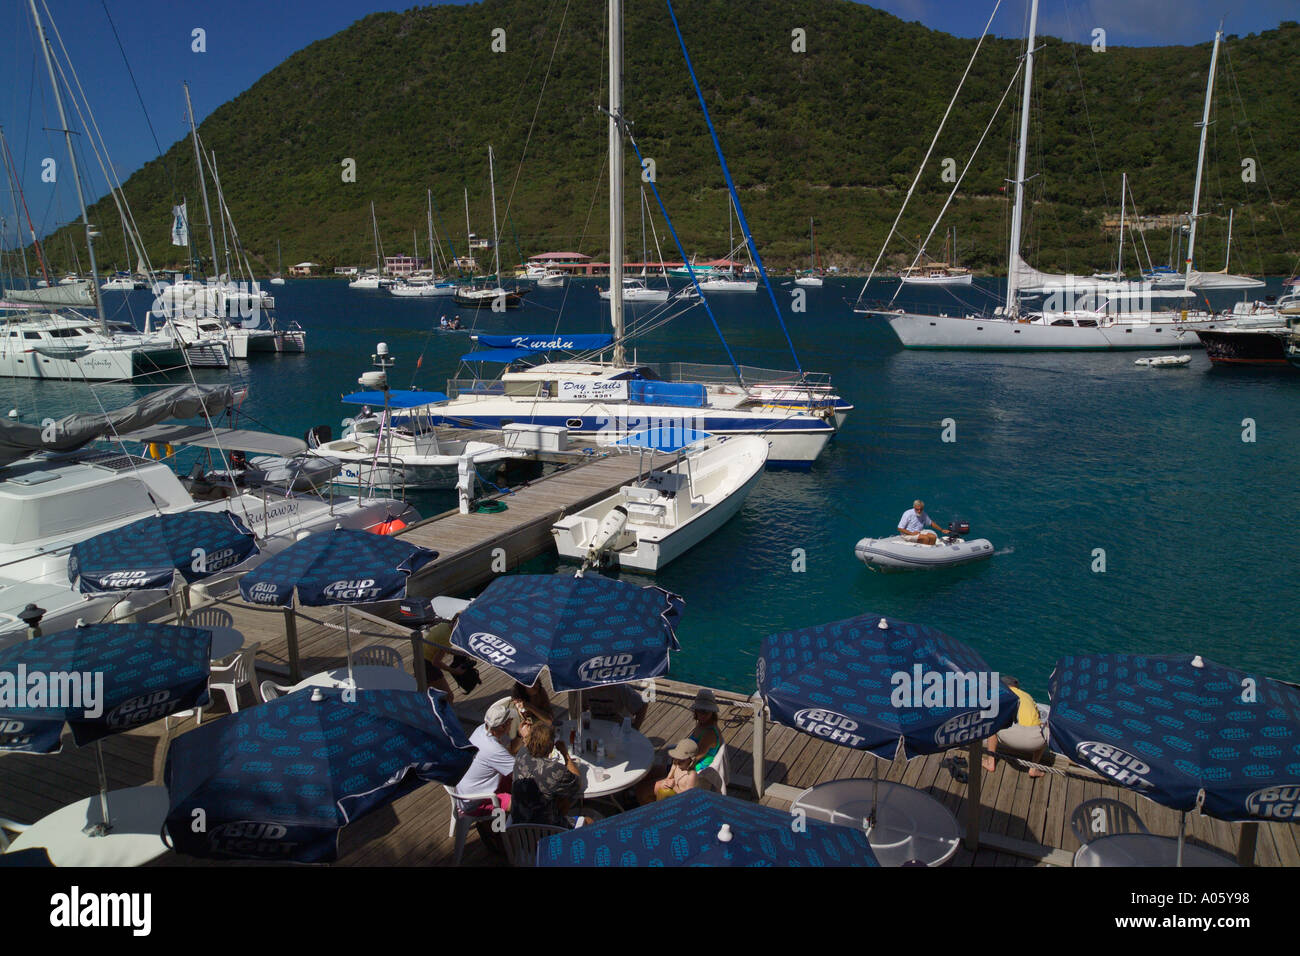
[{"left": 898, "top": 500, "right": 945, "bottom": 545}]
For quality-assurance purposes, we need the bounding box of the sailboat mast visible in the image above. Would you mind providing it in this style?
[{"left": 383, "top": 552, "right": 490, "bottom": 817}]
[
  {"left": 30, "top": 0, "right": 107, "bottom": 330},
  {"left": 427, "top": 190, "right": 436, "bottom": 275},
  {"left": 183, "top": 83, "right": 218, "bottom": 283},
  {"left": 371, "top": 202, "right": 381, "bottom": 273},
  {"left": 1186, "top": 29, "right": 1221, "bottom": 286},
  {"left": 1117, "top": 172, "right": 1127, "bottom": 276},
  {"left": 608, "top": 0, "right": 626, "bottom": 366},
  {"left": 1005, "top": 0, "right": 1038, "bottom": 315},
  {"left": 1224, "top": 208, "right": 1233, "bottom": 271},
  {"left": 488, "top": 146, "right": 501, "bottom": 282}
]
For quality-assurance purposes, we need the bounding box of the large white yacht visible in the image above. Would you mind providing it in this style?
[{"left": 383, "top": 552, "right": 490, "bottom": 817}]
[{"left": 0, "top": 310, "right": 185, "bottom": 380}]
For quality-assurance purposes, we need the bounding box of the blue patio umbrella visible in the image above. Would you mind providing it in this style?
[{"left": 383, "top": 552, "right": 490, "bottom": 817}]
[
  {"left": 162, "top": 687, "right": 475, "bottom": 863},
  {"left": 0, "top": 622, "right": 212, "bottom": 839},
  {"left": 757, "top": 613, "right": 1017, "bottom": 760},
  {"left": 238, "top": 528, "right": 437, "bottom": 681},
  {"left": 1050, "top": 653, "right": 1300, "bottom": 862},
  {"left": 69, "top": 511, "right": 259, "bottom": 594},
  {"left": 448, "top": 573, "right": 682, "bottom": 692},
  {"left": 756, "top": 613, "right": 1017, "bottom": 848},
  {"left": 537, "top": 789, "right": 878, "bottom": 867},
  {"left": 0, "top": 623, "right": 213, "bottom": 754}
]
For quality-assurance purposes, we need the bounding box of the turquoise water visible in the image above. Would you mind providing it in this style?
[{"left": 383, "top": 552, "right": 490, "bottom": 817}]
[{"left": 5, "top": 277, "right": 1298, "bottom": 697}]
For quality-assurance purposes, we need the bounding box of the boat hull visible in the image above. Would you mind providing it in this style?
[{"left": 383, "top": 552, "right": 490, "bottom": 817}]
[
  {"left": 878, "top": 311, "right": 1210, "bottom": 350},
  {"left": 1196, "top": 328, "right": 1291, "bottom": 366},
  {"left": 855, "top": 535, "right": 994, "bottom": 571}
]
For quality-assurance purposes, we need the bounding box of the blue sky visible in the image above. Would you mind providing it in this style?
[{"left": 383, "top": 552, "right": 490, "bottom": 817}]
[{"left": 2, "top": 0, "right": 1295, "bottom": 245}]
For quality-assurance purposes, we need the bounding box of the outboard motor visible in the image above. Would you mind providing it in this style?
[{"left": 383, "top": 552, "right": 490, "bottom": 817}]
[
  {"left": 945, "top": 519, "right": 970, "bottom": 542},
  {"left": 304, "top": 424, "right": 332, "bottom": 448},
  {"left": 585, "top": 505, "right": 629, "bottom": 566}
]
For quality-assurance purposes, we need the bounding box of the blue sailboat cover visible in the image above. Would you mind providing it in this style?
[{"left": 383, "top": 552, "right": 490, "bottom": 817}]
[
  {"left": 0, "top": 623, "right": 212, "bottom": 753},
  {"left": 758, "top": 613, "right": 1017, "bottom": 759},
  {"left": 538, "top": 789, "right": 878, "bottom": 867},
  {"left": 614, "top": 426, "right": 711, "bottom": 452},
  {"left": 163, "top": 688, "right": 475, "bottom": 863},
  {"left": 238, "top": 529, "right": 437, "bottom": 607},
  {"left": 69, "top": 511, "right": 258, "bottom": 593},
  {"left": 341, "top": 390, "right": 448, "bottom": 407},
  {"left": 449, "top": 574, "right": 682, "bottom": 692},
  {"left": 1050, "top": 653, "right": 1300, "bottom": 822}
]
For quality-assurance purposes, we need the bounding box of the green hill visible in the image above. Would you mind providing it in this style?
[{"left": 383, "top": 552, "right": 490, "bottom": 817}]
[{"left": 26, "top": 0, "right": 1300, "bottom": 277}]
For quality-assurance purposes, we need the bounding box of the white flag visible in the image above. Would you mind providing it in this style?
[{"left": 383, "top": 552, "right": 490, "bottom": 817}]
[{"left": 171, "top": 203, "right": 189, "bottom": 247}]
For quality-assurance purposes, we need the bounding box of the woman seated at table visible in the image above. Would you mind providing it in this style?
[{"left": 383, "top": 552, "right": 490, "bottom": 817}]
[
  {"left": 686, "top": 688, "right": 723, "bottom": 773},
  {"left": 511, "top": 680, "right": 554, "bottom": 726},
  {"left": 511, "top": 719, "right": 588, "bottom": 828},
  {"left": 650, "top": 739, "right": 700, "bottom": 801}
]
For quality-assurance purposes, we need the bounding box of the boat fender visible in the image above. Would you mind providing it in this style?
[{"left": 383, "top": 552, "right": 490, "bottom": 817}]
[
  {"left": 372, "top": 518, "right": 408, "bottom": 535},
  {"left": 586, "top": 505, "right": 629, "bottom": 563},
  {"left": 148, "top": 443, "right": 174, "bottom": 460}
]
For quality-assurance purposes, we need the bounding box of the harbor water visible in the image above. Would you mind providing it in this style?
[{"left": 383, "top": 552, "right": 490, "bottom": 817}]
[{"left": 6, "top": 277, "right": 1298, "bottom": 698}]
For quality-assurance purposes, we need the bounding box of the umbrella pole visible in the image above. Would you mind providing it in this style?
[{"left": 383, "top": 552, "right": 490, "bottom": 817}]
[
  {"left": 751, "top": 695, "right": 766, "bottom": 799},
  {"left": 1236, "top": 822, "right": 1258, "bottom": 866},
  {"left": 283, "top": 605, "right": 302, "bottom": 683},
  {"left": 88, "top": 741, "right": 112, "bottom": 836},
  {"left": 963, "top": 740, "right": 982, "bottom": 852},
  {"left": 1176, "top": 810, "right": 1187, "bottom": 867},
  {"left": 344, "top": 604, "right": 355, "bottom": 686}
]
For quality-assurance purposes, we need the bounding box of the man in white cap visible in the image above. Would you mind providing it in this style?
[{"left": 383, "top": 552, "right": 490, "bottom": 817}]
[{"left": 453, "top": 697, "right": 519, "bottom": 816}]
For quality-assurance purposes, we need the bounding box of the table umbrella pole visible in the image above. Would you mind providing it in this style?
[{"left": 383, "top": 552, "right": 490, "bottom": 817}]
[
  {"left": 344, "top": 604, "right": 355, "bottom": 687},
  {"left": 964, "top": 740, "right": 982, "bottom": 852},
  {"left": 88, "top": 740, "right": 111, "bottom": 836},
  {"left": 1176, "top": 810, "right": 1186, "bottom": 867},
  {"left": 751, "top": 696, "right": 765, "bottom": 799}
]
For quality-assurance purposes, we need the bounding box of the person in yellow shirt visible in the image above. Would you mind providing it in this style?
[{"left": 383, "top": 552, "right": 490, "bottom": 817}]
[{"left": 983, "top": 676, "right": 1048, "bottom": 778}]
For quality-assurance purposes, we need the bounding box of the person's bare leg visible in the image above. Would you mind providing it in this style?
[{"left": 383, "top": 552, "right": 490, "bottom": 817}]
[
  {"left": 982, "top": 737, "right": 997, "bottom": 774},
  {"left": 1028, "top": 744, "right": 1047, "bottom": 778}
]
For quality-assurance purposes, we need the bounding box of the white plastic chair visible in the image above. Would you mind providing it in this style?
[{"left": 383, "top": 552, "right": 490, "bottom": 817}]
[
  {"left": 441, "top": 784, "right": 502, "bottom": 866},
  {"left": 353, "top": 645, "right": 404, "bottom": 670},
  {"left": 184, "top": 606, "right": 234, "bottom": 631},
  {"left": 503, "top": 823, "right": 566, "bottom": 867},
  {"left": 698, "top": 740, "right": 729, "bottom": 795},
  {"left": 259, "top": 680, "right": 295, "bottom": 702},
  {"left": 198, "top": 642, "right": 262, "bottom": 723}
]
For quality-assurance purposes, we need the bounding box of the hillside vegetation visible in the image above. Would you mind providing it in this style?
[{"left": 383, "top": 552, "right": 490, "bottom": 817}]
[{"left": 25, "top": 0, "right": 1300, "bottom": 277}]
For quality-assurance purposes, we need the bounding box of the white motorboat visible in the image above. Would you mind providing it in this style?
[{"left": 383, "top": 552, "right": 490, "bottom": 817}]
[
  {"left": 697, "top": 273, "right": 758, "bottom": 293},
  {"left": 598, "top": 277, "right": 670, "bottom": 303},
  {"left": 348, "top": 272, "right": 393, "bottom": 290},
  {"left": 551, "top": 430, "right": 768, "bottom": 572},
  {"left": 855, "top": 522, "right": 994, "bottom": 572},
  {"left": 536, "top": 270, "right": 567, "bottom": 288},
  {"left": 0, "top": 386, "right": 418, "bottom": 646},
  {"left": 0, "top": 310, "right": 185, "bottom": 380},
  {"left": 390, "top": 277, "right": 457, "bottom": 297},
  {"left": 101, "top": 273, "right": 148, "bottom": 291}
]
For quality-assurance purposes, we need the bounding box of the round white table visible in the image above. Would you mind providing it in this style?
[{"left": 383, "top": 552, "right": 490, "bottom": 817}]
[
  {"left": 289, "top": 666, "right": 416, "bottom": 693},
  {"left": 556, "top": 718, "right": 654, "bottom": 799},
  {"left": 1074, "top": 834, "right": 1239, "bottom": 867},
  {"left": 792, "top": 779, "right": 961, "bottom": 867},
  {"left": 7, "top": 785, "right": 169, "bottom": 867}
]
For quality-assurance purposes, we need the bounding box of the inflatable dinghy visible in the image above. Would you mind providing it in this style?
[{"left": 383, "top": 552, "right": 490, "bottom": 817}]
[
  {"left": 855, "top": 521, "right": 994, "bottom": 572},
  {"left": 1134, "top": 354, "right": 1191, "bottom": 367}
]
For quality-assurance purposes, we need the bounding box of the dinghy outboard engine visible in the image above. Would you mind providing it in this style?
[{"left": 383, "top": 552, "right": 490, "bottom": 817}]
[
  {"left": 305, "top": 424, "right": 332, "bottom": 448},
  {"left": 947, "top": 519, "right": 970, "bottom": 538},
  {"left": 585, "top": 505, "right": 629, "bottom": 566}
]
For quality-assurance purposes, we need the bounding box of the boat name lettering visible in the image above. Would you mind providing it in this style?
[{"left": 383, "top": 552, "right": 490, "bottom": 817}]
[
  {"left": 559, "top": 379, "right": 628, "bottom": 401},
  {"left": 1076, "top": 741, "right": 1154, "bottom": 788},
  {"left": 792, "top": 707, "right": 865, "bottom": 747}
]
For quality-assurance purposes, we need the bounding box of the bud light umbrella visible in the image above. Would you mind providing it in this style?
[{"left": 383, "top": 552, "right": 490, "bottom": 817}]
[
  {"left": 238, "top": 528, "right": 437, "bottom": 683},
  {"left": 162, "top": 687, "right": 475, "bottom": 863},
  {"left": 69, "top": 510, "right": 259, "bottom": 595},
  {"left": 1049, "top": 653, "right": 1300, "bottom": 865},
  {"left": 0, "top": 623, "right": 212, "bottom": 840},
  {"left": 756, "top": 613, "right": 1017, "bottom": 848},
  {"left": 537, "top": 789, "right": 878, "bottom": 867},
  {"left": 447, "top": 573, "right": 682, "bottom": 692}
]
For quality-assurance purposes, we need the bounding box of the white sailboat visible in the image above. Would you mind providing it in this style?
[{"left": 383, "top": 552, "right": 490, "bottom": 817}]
[
  {"left": 860, "top": 2, "right": 1241, "bottom": 350},
  {"left": 794, "top": 218, "right": 824, "bottom": 287},
  {"left": 349, "top": 203, "right": 395, "bottom": 289},
  {"left": 551, "top": 430, "right": 768, "bottom": 572},
  {"left": 270, "top": 239, "right": 286, "bottom": 285}
]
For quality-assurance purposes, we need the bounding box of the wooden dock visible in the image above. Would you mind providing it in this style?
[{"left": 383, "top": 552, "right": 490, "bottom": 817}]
[
  {"left": 3, "top": 598, "right": 1297, "bottom": 867},
  {"left": 396, "top": 445, "right": 668, "bottom": 597}
]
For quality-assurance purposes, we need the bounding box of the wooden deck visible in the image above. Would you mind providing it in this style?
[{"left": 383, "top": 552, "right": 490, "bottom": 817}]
[
  {"left": 3, "top": 598, "right": 1297, "bottom": 867},
  {"left": 397, "top": 446, "right": 669, "bottom": 597}
]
